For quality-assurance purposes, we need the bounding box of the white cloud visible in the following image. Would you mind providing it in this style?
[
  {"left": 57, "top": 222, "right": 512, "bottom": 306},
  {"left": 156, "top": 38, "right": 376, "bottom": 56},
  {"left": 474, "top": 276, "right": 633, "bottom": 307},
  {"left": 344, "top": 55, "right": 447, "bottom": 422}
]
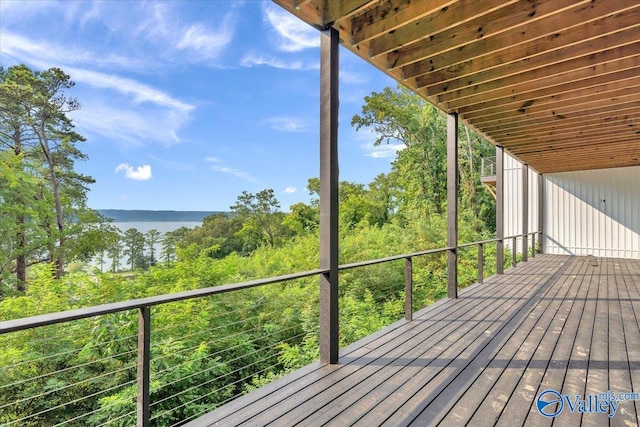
[
  {"left": 0, "top": 32, "right": 152, "bottom": 72},
  {"left": 133, "top": 3, "right": 236, "bottom": 65},
  {"left": 263, "top": 116, "right": 307, "bottom": 132},
  {"left": 263, "top": 3, "right": 319, "bottom": 52},
  {"left": 340, "top": 69, "right": 369, "bottom": 85},
  {"left": 354, "top": 128, "right": 406, "bottom": 158},
  {"left": 364, "top": 143, "right": 407, "bottom": 158},
  {"left": 205, "top": 158, "right": 263, "bottom": 185},
  {"left": 70, "top": 96, "right": 189, "bottom": 146},
  {"left": 176, "top": 21, "right": 234, "bottom": 61},
  {"left": 284, "top": 186, "right": 297, "bottom": 194},
  {"left": 69, "top": 68, "right": 194, "bottom": 113},
  {"left": 115, "top": 163, "right": 153, "bottom": 181},
  {"left": 1, "top": 33, "right": 194, "bottom": 146}
]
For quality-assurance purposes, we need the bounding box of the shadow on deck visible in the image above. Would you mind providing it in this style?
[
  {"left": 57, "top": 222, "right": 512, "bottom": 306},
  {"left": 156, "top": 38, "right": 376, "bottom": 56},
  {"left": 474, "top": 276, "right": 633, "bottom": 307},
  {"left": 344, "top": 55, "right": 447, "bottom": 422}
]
[{"left": 187, "top": 255, "right": 640, "bottom": 426}]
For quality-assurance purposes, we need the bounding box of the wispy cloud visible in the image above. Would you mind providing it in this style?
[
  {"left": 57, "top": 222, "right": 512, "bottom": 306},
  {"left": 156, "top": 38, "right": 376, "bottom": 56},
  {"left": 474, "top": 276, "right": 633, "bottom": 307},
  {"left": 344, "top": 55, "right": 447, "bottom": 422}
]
[
  {"left": 262, "top": 116, "right": 308, "bottom": 132},
  {"left": 1, "top": 32, "right": 152, "bottom": 72},
  {"left": 205, "top": 157, "right": 263, "bottom": 185},
  {"left": 364, "top": 143, "right": 406, "bottom": 158},
  {"left": 70, "top": 68, "right": 194, "bottom": 112},
  {"left": 340, "top": 69, "right": 369, "bottom": 85},
  {"left": 262, "top": 3, "right": 319, "bottom": 52},
  {"left": 115, "top": 163, "right": 153, "bottom": 181},
  {"left": 354, "top": 128, "right": 406, "bottom": 159},
  {"left": 284, "top": 186, "right": 297, "bottom": 194},
  {"left": 133, "top": 2, "right": 236, "bottom": 66},
  {"left": 241, "top": 51, "right": 318, "bottom": 71}
]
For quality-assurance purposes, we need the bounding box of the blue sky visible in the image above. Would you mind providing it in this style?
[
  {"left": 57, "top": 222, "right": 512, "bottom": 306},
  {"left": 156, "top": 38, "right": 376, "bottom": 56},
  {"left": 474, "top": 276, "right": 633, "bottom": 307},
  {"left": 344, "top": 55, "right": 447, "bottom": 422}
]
[{"left": 0, "top": 0, "right": 403, "bottom": 211}]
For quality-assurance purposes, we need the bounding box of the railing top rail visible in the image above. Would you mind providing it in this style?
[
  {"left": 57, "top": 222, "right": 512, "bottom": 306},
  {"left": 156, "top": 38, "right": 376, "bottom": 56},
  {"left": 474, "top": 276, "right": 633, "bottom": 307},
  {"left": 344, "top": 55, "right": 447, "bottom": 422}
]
[
  {"left": 339, "top": 247, "right": 454, "bottom": 271},
  {"left": 0, "top": 231, "right": 540, "bottom": 335},
  {"left": 458, "top": 239, "right": 497, "bottom": 249},
  {"left": 0, "top": 268, "right": 328, "bottom": 334}
]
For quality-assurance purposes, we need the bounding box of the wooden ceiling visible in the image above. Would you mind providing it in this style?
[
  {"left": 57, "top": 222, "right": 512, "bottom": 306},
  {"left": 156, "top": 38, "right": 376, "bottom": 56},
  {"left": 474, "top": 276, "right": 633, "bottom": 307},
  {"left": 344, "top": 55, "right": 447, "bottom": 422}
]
[{"left": 273, "top": 0, "right": 640, "bottom": 174}]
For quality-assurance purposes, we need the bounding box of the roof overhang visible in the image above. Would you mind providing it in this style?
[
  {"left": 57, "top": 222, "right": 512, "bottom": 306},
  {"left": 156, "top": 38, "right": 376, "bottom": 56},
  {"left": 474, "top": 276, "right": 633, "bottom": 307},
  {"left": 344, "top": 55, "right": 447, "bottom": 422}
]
[{"left": 273, "top": 0, "right": 640, "bottom": 174}]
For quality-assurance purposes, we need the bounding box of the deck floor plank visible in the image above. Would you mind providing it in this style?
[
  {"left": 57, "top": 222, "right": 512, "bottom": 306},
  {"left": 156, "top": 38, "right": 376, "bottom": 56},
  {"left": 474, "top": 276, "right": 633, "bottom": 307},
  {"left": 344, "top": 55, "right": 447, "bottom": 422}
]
[
  {"left": 403, "top": 258, "right": 579, "bottom": 427},
  {"left": 184, "top": 255, "right": 640, "bottom": 427},
  {"left": 608, "top": 259, "right": 637, "bottom": 426},
  {"left": 619, "top": 259, "right": 640, "bottom": 426},
  {"left": 450, "top": 257, "right": 584, "bottom": 427}
]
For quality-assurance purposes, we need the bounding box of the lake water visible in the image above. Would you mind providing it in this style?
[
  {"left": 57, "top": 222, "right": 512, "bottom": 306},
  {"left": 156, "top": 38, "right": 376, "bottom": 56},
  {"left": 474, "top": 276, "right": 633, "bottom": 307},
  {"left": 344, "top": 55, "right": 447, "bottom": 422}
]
[
  {"left": 111, "top": 221, "right": 202, "bottom": 235},
  {"left": 91, "top": 221, "right": 202, "bottom": 270}
]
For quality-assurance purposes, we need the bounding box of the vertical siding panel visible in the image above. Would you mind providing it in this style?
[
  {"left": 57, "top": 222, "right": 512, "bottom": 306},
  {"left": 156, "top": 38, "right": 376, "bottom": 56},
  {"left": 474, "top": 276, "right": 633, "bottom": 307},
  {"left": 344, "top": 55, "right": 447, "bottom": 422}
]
[{"left": 535, "top": 166, "right": 640, "bottom": 260}]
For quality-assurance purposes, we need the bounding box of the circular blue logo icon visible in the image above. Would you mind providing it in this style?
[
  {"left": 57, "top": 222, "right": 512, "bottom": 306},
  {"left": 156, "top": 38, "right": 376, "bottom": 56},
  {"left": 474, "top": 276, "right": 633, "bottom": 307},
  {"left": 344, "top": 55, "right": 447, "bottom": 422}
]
[{"left": 537, "top": 390, "right": 564, "bottom": 417}]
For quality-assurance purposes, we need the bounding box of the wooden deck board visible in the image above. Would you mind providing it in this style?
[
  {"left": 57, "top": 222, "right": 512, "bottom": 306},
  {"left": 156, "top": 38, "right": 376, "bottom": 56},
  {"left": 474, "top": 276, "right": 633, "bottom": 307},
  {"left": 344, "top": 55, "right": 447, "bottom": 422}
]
[
  {"left": 184, "top": 255, "right": 640, "bottom": 427},
  {"left": 455, "top": 255, "right": 585, "bottom": 427}
]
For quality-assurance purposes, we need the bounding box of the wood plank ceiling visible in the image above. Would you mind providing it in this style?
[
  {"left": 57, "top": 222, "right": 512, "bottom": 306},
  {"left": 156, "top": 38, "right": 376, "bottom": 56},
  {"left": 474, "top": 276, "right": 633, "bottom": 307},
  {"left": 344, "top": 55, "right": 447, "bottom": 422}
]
[{"left": 272, "top": 0, "right": 640, "bottom": 174}]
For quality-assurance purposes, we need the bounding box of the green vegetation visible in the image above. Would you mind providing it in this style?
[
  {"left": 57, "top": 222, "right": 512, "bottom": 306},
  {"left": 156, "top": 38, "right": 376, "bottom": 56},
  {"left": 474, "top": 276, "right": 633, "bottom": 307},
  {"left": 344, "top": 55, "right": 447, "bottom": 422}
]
[{"left": 1, "top": 67, "right": 500, "bottom": 425}]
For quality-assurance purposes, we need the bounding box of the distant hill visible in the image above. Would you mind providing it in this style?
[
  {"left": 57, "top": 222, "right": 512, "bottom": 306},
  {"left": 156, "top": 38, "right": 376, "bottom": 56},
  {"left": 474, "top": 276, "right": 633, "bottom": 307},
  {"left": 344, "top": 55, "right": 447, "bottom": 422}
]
[{"left": 99, "top": 209, "right": 225, "bottom": 222}]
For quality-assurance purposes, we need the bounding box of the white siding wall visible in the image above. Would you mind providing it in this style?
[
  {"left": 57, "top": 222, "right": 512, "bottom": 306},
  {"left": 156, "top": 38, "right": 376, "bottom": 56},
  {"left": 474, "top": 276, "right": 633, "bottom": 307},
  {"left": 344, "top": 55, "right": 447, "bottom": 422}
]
[
  {"left": 544, "top": 166, "right": 640, "bottom": 259},
  {"left": 503, "top": 154, "right": 540, "bottom": 253}
]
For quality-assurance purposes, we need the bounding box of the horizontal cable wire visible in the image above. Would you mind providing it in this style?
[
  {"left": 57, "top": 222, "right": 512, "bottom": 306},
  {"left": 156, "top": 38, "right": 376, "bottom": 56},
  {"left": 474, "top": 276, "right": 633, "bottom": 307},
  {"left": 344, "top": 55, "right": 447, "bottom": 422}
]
[
  {"left": 4, "top": 377, "right": 137, "bottom": 426},
  {"left": 151, "top": 315, "right": 297, "bottom": 371},
  {"left": 161, "top": 360, "right": 290, "bottom": 427},
  {"left": 0, "top": 332, "right": 137, "bottom": 372},
  {"left": 49, "top": 384, "right": 136, "bottom": 427},
  {"left": 149, "top": 331, "right": 305, "bottom": 415},
  {"left": 0, "top": 362, "right": 136, "bottom": 412},
  {"left": 0, "top": 348, "right": 137, "bottom": 390}
]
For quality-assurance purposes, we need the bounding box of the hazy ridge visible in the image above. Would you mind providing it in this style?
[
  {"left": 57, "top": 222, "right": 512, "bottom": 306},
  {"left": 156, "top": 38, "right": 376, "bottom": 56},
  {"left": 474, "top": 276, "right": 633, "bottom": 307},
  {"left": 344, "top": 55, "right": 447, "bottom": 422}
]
[{"left": 99, "top": 209, "right": 224, "bottom": 222}]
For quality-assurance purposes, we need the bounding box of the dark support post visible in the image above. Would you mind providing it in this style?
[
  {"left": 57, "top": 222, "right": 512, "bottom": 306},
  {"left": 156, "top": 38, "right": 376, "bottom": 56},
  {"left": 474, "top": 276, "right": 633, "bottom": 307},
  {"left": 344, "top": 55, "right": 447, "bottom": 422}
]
[
  {"left": 447, "top": 112, "right": 459, "bottom": 299},
  {"left": 512, "top": 237, "right": 517, "bottom": 267},
  {"left": 319, "top": 26, "right": 339, "bottom": 365},
  {"left": 532, "top": 233, "right": 536, "bottom": 258},
  {"left": 522, "top": 164, "right": 529, "bottom": 262},
  {"left": 496, "top": 146, "right": 504, "bottom": 274},
  {"left": 405, "top": 257, "right": 413, "bottom": 321},
  {"left": 538, "top": 173, "right": 544, "bottom": 254},
  {"left": 477, "top": 243, "right": 484, "bottom": 284},
  {"left": 137, "top": 306, "right": 151, "bottom": 427}
]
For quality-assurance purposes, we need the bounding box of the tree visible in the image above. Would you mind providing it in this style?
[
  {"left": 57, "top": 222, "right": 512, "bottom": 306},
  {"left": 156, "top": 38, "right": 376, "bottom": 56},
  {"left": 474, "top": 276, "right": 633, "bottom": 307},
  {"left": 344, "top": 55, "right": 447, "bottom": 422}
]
[
  {"left": 178, "top": 214, "right": 242, "bottom": 259},
  {"left": 107, "top": 235, "right": 123, "bottom": 273},
  {"left": 122, "top": 228, "right": 145, "bottom": 270},
  {"left": 0, "top": 64, "right": 105, "bottom": 285},
  {"left": 351, "top": 86, "right": 447, "bottom": 218},
  {"left": 351, "top": 85, "right": 495, "bottom": 229},
  {"left": 230, "top": 189, "right": 284, "bottom": 251},
  {"left": 145, "top": 229, "right": 162, "bottom": 267}
]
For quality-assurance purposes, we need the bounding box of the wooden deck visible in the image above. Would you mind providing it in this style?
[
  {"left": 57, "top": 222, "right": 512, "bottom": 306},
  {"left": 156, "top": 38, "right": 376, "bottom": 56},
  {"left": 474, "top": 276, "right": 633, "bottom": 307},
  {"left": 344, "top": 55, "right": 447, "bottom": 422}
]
[{"left": 186, "top": 255, "right": 640, "bottom": 426}]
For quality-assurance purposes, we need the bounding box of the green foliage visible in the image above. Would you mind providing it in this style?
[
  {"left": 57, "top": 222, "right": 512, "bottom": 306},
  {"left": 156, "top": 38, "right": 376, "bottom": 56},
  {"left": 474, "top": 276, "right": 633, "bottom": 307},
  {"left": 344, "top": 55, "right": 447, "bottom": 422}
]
[
  {"left": 0, "top": 64, "right": 110, "bottom": 289},
  {"left": 0, "top": 83, "right": 502, "bottom": 425}
]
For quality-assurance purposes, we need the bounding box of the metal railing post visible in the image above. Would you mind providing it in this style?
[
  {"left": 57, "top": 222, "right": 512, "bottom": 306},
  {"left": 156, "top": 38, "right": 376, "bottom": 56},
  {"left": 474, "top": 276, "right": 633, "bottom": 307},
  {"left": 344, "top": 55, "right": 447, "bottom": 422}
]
[
  {"left": 404, "top": 257, "right": 413, "bottom": 321},
  {"left": 137, "top": 306, "right": 151, "bottom": 427},
  {"left": 532, "top": 233, "right": 536, "bottom": 258},
  {"left": 477, "top": 243, "right": 484, "bottom": 284},
  {"left": 512, "top": 237, "right": 517, "bottom": 267}
]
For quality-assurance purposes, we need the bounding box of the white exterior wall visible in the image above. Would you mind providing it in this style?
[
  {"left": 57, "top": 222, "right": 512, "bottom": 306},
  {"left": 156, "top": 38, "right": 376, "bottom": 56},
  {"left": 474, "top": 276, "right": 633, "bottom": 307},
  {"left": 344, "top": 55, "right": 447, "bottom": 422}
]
[
  {"left": 544, "top": 166, "right": 640, "bottom": 259},
  {"left": 503, "top": 154, "right": 540, "bottom": 253}
]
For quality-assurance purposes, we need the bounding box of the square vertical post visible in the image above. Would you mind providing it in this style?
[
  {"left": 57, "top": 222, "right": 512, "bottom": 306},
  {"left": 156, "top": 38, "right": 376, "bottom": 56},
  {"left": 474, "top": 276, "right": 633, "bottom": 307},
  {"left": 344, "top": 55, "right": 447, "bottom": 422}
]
[
  {"left": 538, "top": 173, "right": 544, "bottom": 254},
  {"left": 532, "top": 233, "right": 536, "bottom": 257},
  {"left": 319, "top": 26, "right": 339, "bottom": 365},
  {"left": 137, "top": 306, "right": 151, "bottom": 427},
  {"left": 496, "top": 146, "right": 504, "bottom": 274},
  {"left": 522, "top": 163, "right": 529, "bottom": 262},
  {"left": 447, "top": 112, "right": 458, "bottom": 299},
  {"left": 404, "top": 257, "right": 413, "bottom": 321},
  {"left": 477, "top": 243, "right": 484, "bottom": 284}
]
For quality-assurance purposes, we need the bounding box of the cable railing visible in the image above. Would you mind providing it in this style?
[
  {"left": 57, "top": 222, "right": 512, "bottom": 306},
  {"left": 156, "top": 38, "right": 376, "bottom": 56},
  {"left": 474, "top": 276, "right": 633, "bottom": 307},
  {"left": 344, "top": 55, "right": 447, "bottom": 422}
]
[{"left": 0, "top": 232, "right": 540, "bottom": 426}]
